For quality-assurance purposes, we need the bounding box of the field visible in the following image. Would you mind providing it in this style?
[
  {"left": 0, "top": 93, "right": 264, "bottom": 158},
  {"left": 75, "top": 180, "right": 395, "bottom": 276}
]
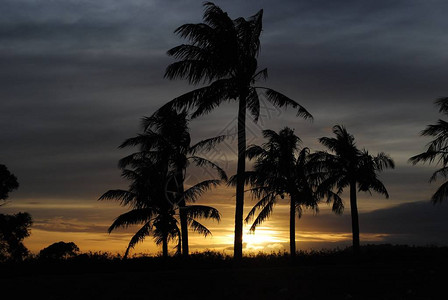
[{"left": 2, "top": 245, "right": 447, "bottom": 300}]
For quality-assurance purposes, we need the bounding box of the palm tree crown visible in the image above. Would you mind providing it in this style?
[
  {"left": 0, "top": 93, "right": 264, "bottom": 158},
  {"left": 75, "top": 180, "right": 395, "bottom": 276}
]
[{"left": 410, "top": 97, "right": 448, "bottom": 203}]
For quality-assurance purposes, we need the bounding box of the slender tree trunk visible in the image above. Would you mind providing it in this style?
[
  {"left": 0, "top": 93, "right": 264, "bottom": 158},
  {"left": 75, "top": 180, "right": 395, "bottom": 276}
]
[
  {"left": 350, "top": 180, "right": 360, "bottom": 256},
  {"left": 290, "top": 195, "right": 296, "bottom": 258},
  {"left": 234, "top": 94, "right": 247, "bottom": 260},
  {"left": 162, "top": 235, "right": 168, "bottom": 259},
  {"left": 177, "top": 172, "right": 189, "bottom": 257}
]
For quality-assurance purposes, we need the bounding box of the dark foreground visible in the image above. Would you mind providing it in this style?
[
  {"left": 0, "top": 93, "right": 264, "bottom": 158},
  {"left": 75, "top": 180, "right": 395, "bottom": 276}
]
[{"left": 2, "top": 245, "right": 447, "bottom": 300}]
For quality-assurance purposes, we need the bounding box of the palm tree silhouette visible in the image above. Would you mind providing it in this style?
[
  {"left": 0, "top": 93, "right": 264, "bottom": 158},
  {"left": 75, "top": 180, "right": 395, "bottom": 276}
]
[
  {"left": 159, "top": 2, "right": 312, "bottom": 259},
  {"left": 101, "top": 109, "right": 225, "bottom": 258},
  {"left": 240, "top": 128, "right": 318, "bottom": 257},
  {"left": 99, "top": 157, "right": 177, "bottom": 258},
  {"left": 313, "top": 125, "right": 394, "bottom": 255},
  {"left": 140, "top": 109, "right": 226, "bottom": 257},
  {"left": 410, "top": 97, "right": 448, "bottom": 203}
]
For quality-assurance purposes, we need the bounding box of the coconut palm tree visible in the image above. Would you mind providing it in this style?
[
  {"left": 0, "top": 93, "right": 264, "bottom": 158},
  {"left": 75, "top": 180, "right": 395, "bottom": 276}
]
[
  {"left": 313, "top": 125, "right": 394, "bottom": 255},
  {"left": 99, "top": 156, "right": 175, "bottom": 258},
  {"left": 159, "top": 2, "right": 312, "bottom": 259},
  {"left": 238, "top": 127, "right": 340, "bottom": 257},
  {"left": 410, "top": 97, "right": 448, "bottom": 203},
  {"left": 100, "top": 154, "right": 222, "bottom": 258},
  {"left": 107, "top": 108, "right": 226, "bottom": 257}
]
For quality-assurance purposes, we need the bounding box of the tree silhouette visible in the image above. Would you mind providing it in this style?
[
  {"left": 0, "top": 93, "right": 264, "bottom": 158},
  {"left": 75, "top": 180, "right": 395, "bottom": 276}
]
[
  {"left": 410, "top": 97, "right": 448, "bottom": 203},
  {"left": 236, "top": 127, "right": 340, "bottom": 257},
  {"left": 100, "top": 109, "right": 223, "bottom": 258},
  {"left": 0, "top": 212, "right": 32, "bottom": 262},
  {"left": 0, "top": 164, "right": 19, "bottom": 206},
  {"left": 39, "top": 241, "right": 79, "bottom": 260},
  {"left": 100, "top": 157, "right": 179, "bottom": 258},
  {"left": 313, "top": 125, "right": 394, "bottom": 255},
  {"left": 159, "top": 2, "right": 312, "bottom": 260}
]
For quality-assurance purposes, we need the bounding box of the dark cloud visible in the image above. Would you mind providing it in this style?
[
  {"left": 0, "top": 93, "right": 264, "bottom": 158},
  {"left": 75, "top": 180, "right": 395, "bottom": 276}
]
[{"left": 299, "top": 200, "right": 448, "bottom": 246}]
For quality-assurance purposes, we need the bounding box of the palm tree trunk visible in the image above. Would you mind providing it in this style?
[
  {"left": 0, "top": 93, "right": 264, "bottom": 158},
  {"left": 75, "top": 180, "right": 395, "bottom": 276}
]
[
  {"left": 290, "top": 195, "right": 296, "bottom": 258},
  {"left": 162, "top": 235, "right": 168, "bottom": 259},
  {"left": 234, "top": 94, "right": 247, "bottom": 260},
  {"left": 177, "top": 173, "right": 189, "bottom": 257},
  {"left": 350, "top": 180, "right": 360, "bottom": 256}
]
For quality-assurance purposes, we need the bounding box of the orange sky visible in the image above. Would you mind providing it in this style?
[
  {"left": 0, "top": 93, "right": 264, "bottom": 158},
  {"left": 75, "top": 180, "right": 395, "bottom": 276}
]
[{"left": 5, "top": 184, "right": 418, "bottom": 256}]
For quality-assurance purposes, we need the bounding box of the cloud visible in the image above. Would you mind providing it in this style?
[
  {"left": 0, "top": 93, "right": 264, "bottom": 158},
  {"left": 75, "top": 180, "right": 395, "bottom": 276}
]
[{"left": 1, "top": 0, "right": 448, "bottom": 251}]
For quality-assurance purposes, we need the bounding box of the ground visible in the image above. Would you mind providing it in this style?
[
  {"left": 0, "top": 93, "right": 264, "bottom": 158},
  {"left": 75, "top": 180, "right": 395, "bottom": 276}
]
[{"left": 2, "top": 245, "right": 446, "bottom": 299}]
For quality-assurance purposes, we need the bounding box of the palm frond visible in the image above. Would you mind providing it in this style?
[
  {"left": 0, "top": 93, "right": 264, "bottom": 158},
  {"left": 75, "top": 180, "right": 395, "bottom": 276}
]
[
  {"left": 429, "top": 167, "right": 448, "bottom": 182},
  {"left": 183, "top": 179, "right": 221, "bottom": 203},
  {"left": 108, "top": 208, "right": 154, "bottom": 233},
  {"left": 435, "top": 97, "right": 448, "bottom": 115},
  {"left": 98, "top": 190, "right": 136, "bottom": 207},
  {"left": 245, "top": 192, "right": 276, "bottom": 224},
  {"left": 124, "top": 221, "right": 152, "bottom": 258},
  {"left": 249, "top": 200, "right": 275, "bottom": 232},
  {"left": 432, "top": 180, "right": 448, "bottom": 203},
  {"left": 187, "top": 218, "right": 213, "bottom": 237},
  {"left": 189, "top": 135, "right": 226, "bottom": 154},
  {"left": 190, "top": 155, "right": 228, "bottom": 180},
  {"left": 246, "top": 87, "right": 261, "bottom": 121},
  {"left": 258, "top": 87, "right": 313, "bottom": 120},
  {"left": 184, "top": 205, "right": 221, "bottom": 221}
]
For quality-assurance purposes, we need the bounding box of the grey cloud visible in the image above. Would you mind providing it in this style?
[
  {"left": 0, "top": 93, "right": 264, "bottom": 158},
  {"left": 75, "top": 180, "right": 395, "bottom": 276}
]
[{"left": 1, "top": 0, "right": 448, "bottom": 250}]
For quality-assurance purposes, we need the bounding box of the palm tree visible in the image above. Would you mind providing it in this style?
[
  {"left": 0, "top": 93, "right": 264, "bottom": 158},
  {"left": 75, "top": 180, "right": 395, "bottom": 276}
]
[
  {"left": 99, "top": 156, "right": 175, "bottom": 258},
  {"left": 313, "top": 125, "right": 394, "bottom": 255},
  {"left": 105, "top": 108, "right": 226, "bottom": 257},
  {"left": 159, "top": 2, "right": 312, "bottom": 259},
  {"left": 100, "top": 154, "right": 222, "bottom": 258},
  {"left": 240, "top": 127, "right": 340, "bottom": 257},
  {"left": 410, "top": 97, "right": 448, "bottom": 203}
]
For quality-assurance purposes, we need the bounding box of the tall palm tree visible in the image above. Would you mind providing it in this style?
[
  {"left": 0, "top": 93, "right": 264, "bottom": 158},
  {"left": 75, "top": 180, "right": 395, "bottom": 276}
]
[
  {"left": 112, "top": 108, "right": 226, "bottom": 257},
  {"left": 159, "top": 2, "right": 312, "bottom": 259},
  {"left": 239, "top": 128, "right": 340, "bottom": 257},
  {"left": 410, "top": 97, "right": 448, "bottom": 203},
  {"left": 314, "top": 125, "right": 394, "bottom": 255}
]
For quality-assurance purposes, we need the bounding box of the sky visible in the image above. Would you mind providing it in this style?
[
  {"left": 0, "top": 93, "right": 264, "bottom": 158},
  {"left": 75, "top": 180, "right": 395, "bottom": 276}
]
[{"left": 1, "top": 0, "right": 448, "bottom": 256}]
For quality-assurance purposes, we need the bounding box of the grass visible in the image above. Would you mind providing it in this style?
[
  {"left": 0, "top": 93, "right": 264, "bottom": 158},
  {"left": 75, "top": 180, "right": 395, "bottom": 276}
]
[{"left": 1, "top": 245, "right": 447, "bottom": 299}]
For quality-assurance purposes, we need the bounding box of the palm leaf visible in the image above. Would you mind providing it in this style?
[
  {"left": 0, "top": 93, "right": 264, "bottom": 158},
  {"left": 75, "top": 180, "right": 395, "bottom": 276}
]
[
  {"left": 249, "top": 200, "right": 275, "bottom": 232},
  {"left": 189, "top": 156, "right": 227, "bottom": 180},
  {"left": 258, "top": 87, "right": 313, "bottom": 120},
  {"left": 124, "top": 221, "right": 152, "bottom": 258},
  {"left": 187, "top": 218, "right": 213, "bottom": 237},
  {"left": 108, "top": 208, "right": 154, "bottom": 233},
  {"left": 184, "top": 205, "right": 221, "bottom": 221},
  {"left": 183, "top": 179, "right": 221, "bottom": 203},
  {"left": 189, "top": 135, "right": 226, "bottom": 154}
]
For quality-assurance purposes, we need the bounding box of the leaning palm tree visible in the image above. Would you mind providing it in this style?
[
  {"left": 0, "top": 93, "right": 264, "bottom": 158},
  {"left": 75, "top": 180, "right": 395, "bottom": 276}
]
[
  {"left": 159, "top": 2, "right": 312, "bottom": 259},
  {"left": 313, "top": 125, "right": 394, "bottom": 255},
  {"left": 410, "top": 97, "right": 448, "bottom": 203},
  {"left": 118, "top": 108, "right": 226, "bottom": 257}
]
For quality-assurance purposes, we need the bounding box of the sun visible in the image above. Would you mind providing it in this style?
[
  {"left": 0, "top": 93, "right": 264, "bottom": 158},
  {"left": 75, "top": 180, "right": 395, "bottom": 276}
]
[{"left": 242, "top": 226, "right": 289, "bottom": 252}]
